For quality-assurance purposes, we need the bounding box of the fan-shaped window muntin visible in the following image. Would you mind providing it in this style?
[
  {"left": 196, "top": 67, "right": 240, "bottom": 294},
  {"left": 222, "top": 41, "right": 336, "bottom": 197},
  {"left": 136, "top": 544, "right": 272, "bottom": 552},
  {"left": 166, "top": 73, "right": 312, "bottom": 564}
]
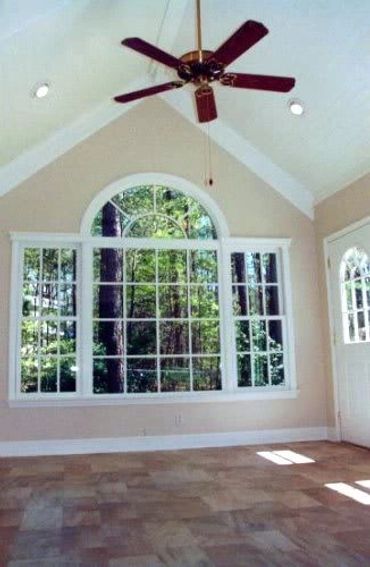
[
  {"left": 91, "top": 185, "right": 217, "bottom": 240},
  {"left": 340, "top": 247, "right": 370, "bottom": 343}
]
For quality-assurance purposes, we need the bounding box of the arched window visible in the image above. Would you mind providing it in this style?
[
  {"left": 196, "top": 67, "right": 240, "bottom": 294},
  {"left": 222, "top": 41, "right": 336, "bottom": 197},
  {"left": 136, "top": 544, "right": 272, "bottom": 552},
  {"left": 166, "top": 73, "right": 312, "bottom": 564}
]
[
  {"left": 340, "top": 247, "right": 370, "bottom": 343},
  {"left": 91, "top": 185, "right": 221, "bottom": 394},
  {"left": 12, "top": 174, "right": 296, "bottom": 402}
]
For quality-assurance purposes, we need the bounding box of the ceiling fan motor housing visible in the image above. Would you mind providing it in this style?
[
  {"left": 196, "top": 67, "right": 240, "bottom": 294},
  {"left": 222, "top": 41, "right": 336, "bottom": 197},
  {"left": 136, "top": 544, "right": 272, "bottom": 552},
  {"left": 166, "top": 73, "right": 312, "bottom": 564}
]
[{"left": 178, "top": 50, "right": 224, "bottom": 84}]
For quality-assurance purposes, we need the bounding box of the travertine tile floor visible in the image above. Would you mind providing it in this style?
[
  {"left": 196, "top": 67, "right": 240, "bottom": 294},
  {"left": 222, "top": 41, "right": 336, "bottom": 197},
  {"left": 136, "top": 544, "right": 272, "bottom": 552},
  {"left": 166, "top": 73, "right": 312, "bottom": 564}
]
[{"left": 1, "top": 441, "right": 370, "bottom": 566}]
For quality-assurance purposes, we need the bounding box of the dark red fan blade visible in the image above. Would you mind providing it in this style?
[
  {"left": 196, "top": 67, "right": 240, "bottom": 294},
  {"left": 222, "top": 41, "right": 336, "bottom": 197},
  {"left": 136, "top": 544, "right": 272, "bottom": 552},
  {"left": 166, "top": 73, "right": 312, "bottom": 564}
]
[
  {"left": 207, "top": 20, "right": 268, "bottom": 68},
  {"left": 122, "top": 37, "right": 182, "bottom": 70},
  {"left": 220, "top": 72, "right": 295, "bottom": 92},
  {"left": 195, "top": 86, "right": 217, "bottom": 123},
  {"left": 114, "top": 81, "right": 184, "bottom": 103}
]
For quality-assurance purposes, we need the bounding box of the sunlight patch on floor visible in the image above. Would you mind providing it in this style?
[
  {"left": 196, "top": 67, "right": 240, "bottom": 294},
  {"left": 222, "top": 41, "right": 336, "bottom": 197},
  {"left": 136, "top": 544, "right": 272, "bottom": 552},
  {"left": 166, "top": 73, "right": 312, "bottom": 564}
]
[
  {"left": 257, "top": 450, "right": 315, "bottom": 465},
  {"left": 356, "top": 480, "right": 370, "bottom": 489},
  {"left": 325, "top": 482, "right": 370, "bottom": 505}
]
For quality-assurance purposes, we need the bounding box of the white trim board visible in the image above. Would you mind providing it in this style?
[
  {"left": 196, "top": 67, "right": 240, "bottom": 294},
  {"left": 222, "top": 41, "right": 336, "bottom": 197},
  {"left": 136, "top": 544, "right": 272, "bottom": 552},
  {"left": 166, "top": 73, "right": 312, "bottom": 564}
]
[
  {"left": 0, "top": 78, "right": 146, "bottom": 198},
  {"left": 0, "top": 427, "right": 330, "bottom": 457},
  {"left": 160, "top": 87, "right": 314, "bottom": 220}
]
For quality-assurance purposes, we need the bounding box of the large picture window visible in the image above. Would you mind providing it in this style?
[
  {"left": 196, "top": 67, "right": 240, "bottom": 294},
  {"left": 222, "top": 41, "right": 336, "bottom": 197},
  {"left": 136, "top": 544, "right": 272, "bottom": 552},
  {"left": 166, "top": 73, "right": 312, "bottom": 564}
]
[
  {"left": 11, "top": 175, "right": 296, "bottom": 402},
  {"left": 91, "top": 185, "right": 221, "bottom": 394}
]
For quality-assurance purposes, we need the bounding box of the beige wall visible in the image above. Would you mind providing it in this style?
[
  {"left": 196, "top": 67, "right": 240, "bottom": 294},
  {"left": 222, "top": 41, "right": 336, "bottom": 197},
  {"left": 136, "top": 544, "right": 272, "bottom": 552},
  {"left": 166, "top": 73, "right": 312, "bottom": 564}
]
[
  {"left": 315, "top": 172, "right": 370, "bottom": 425},
  {"left": 0, "top": 98, "right": 327, "bottom": 442}
]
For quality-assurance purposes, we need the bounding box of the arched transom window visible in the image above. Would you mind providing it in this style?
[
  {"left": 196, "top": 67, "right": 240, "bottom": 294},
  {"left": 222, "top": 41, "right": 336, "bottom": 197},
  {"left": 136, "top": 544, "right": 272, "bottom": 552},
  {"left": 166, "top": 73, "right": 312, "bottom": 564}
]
[
  {"left": 91, "top": 185, "right": 217, "bottom": 240},
  {"left": 340, "top": 247, "right": 370, "bottom": 343},
  {"left": 13, "top": 176, "right": 295, "bottom": 402}
]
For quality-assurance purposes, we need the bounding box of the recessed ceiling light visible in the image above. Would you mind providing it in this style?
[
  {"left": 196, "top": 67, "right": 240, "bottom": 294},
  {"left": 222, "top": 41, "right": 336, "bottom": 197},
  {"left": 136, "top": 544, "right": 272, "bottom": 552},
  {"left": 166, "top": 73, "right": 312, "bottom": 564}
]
[
  {"left": 288, "top": 99, "right": 304, "bottom": 116},
  {"left": 32, "top": 82, "right": 50, "bottom": 99}
]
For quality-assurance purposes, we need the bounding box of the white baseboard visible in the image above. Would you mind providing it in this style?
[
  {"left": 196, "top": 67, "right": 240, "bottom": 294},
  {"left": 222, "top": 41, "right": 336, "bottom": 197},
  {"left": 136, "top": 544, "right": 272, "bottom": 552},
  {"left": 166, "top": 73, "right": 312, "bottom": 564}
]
[
  {"left": 326, "top": 426, "right": 341, "bottom": 442},
  {"left": 0, "top": 426, "right": 330, "bottom": 458}
]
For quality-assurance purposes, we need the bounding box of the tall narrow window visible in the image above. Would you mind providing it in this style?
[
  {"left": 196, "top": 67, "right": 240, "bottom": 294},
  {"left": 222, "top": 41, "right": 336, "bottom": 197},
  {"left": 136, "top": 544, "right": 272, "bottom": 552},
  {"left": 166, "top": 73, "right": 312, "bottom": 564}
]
[
  {"left": 91, "top": 185, "right": 221, "bottom": 395},
  {"left": 231, "top": 250, "right": 285, "bottom": 388},
  {"left": 340, "top": 247, "right": 370, "bottom": 343},
  {"left": 21, "top": 247, "right": 78, "bottom": 394}
]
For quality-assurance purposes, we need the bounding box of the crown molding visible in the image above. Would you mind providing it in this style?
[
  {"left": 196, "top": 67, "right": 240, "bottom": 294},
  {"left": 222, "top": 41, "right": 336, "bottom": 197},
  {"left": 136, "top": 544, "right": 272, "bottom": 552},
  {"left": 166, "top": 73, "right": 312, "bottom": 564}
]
[{"left": 160, "top": 86, "right": 314, "bottom": 219}]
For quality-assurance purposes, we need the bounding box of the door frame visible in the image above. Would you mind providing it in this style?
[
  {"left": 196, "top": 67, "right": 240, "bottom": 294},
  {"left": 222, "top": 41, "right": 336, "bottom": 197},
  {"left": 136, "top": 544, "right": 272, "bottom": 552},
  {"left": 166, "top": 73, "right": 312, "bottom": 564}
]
[{"left": 324, "top": 214, "right": 370, "bottom": 442}]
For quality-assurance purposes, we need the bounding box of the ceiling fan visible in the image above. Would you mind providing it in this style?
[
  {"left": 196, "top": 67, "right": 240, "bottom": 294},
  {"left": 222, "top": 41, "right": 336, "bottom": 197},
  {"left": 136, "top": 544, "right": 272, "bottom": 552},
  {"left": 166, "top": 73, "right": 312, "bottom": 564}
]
[{"left": 114, "top": 0, "right": 296, "bottom": 123}]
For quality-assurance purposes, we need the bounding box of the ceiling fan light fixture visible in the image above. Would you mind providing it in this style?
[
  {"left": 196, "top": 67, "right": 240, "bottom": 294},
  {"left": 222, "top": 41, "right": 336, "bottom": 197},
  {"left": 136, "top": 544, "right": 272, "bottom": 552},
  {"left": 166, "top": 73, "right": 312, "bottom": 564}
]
[
  {"left": 288, "top": 99, "right": 304, "bottom": 116},
  {"left": 32, "top": 81, "right": 50, "bottom": 99}
]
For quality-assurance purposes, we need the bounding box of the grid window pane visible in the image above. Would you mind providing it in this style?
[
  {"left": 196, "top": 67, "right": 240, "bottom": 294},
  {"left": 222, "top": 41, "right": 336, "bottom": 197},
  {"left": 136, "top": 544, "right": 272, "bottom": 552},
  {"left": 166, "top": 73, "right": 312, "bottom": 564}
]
[
  {"left": 94, "top": 249, "right": 123, "bottom": 282},
  {"left": 246, "top": 253, "right": 262, "bottom": 284},
  {"left": 21, "top": 358, "right": 38, "bottom": 393},
  {"left": 127, "top": 321, "right": 157, "bottom": 355},
  {"left": 254, "top": 354, "right": 269, "bottom": 386},
  {"left": 231, "top": 253, "right": 245, "bottom": 283},
  {"left": 232, "top": 285, "right": 248, "bottom": 316},
  {"left": 42, "top": 249, "right": 59, "bottom": 281},
  {"left": 93, "top": 358, "right": 124, "bottom": 394},
  {"left": 60, "top": 249, "right": 77, "bottom": 282},
  {"left": 60, "top": 357, "right": 77, "bottom": 392},
  {"left": 161, "top": 358, "right": 191, "bottom": 392},
  {"left": 191, "top": 285, "right": 219, "bottom": 318},
  {"left": 159, "top": 285, "right": 188, "bottom": 318},
  {"left": 126, "top": 285, "right": 156, "bottom": 318},
  {"left": 190, "top": 250, "right": 218, "bottom": 283},
  {"left": 40, "top": 357, "right": 58, "bottom": 392},
  {"left": 248, "top": 285, "right": 264, "bottom": 316},
  {"left": 192, "top": 321, "right": 220, "bottom": 354},
  {"left": 22, "top": 283, "right": 40, "bottom": 317},
  {"left": 160, "top": 321, "right": 189, "bottom": 355},
  {"left": 158, "top": 250, "right": 187, "bottom": 282},
  {"left": 270, "top": 352, "right": 285, "bottom": 386},
  {"left": 93, "top": 321, "right": 124, "bottom": 357},
  {"left": 237, "top": 354, "right": 251, "bottom": 387},
  {"left": 262, "top": 253, "right": 277, "bottom": 283},
  {"left": 193, "top": 357, "right": 221, "bottom": 391},
  {"left": 235, "top": 321, "right": 250, "bottom": 352},
  {"left": 23, "top": 249, "right": 40, "bottom": 282},
  {"left": 252, "top": 320, "right": 267, "bottom": 352},
  {"left": 266, "top": 286, "right": 280, "bottom": 316},
  {"left": 127, "top": 358, "right": 157, "bottom": 393},
  {"left": 93, "top": 285, "right": 123, "bottom": 319},
  {"left": 126, "top": 250, "right": 156, "bottom": 283},
  {"left": 268, "top": 320, "right": 283, "bottom": 351}
]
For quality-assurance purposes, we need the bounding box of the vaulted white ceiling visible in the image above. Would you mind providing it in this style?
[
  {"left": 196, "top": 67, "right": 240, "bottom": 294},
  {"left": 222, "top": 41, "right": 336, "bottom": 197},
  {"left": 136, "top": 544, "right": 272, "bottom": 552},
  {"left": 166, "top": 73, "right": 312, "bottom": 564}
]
[{"left": 1, "top": 0, "right": 370, "bottom": 217}]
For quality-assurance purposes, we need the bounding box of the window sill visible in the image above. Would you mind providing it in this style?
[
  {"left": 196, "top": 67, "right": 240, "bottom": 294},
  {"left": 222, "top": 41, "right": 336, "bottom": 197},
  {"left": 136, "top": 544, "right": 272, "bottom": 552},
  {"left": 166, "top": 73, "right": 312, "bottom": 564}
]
[{"left": 8, "top": 389, "right": 299, "bottom": 408}]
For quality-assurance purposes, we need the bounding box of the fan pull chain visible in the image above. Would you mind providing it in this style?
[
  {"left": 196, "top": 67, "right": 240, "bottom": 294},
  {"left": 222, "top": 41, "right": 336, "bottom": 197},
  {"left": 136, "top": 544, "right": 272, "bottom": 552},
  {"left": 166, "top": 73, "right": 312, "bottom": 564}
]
[{"left": 206, "top": 121, "right": 213, "bottom": 186}]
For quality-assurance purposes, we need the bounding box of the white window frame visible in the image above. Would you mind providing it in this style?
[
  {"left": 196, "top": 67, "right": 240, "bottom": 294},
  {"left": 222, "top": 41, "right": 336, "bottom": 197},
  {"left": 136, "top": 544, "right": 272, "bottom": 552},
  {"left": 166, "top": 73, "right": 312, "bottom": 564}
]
[{"left": 8, "top": 174, "right": 297, "bottom": 406}]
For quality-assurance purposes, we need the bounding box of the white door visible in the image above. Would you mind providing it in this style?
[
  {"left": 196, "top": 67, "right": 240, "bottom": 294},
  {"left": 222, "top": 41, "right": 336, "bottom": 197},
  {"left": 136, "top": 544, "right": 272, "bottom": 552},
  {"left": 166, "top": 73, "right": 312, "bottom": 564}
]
[{"left": 328, "top": 221, "right": 370, "bottom": 448}]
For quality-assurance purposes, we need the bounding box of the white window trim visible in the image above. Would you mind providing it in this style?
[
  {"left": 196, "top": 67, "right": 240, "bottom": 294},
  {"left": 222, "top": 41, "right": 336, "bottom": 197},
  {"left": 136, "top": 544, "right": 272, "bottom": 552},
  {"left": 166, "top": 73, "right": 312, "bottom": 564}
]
[{"left": 8, "top": 174, "right": 297, "bottom": 406}]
